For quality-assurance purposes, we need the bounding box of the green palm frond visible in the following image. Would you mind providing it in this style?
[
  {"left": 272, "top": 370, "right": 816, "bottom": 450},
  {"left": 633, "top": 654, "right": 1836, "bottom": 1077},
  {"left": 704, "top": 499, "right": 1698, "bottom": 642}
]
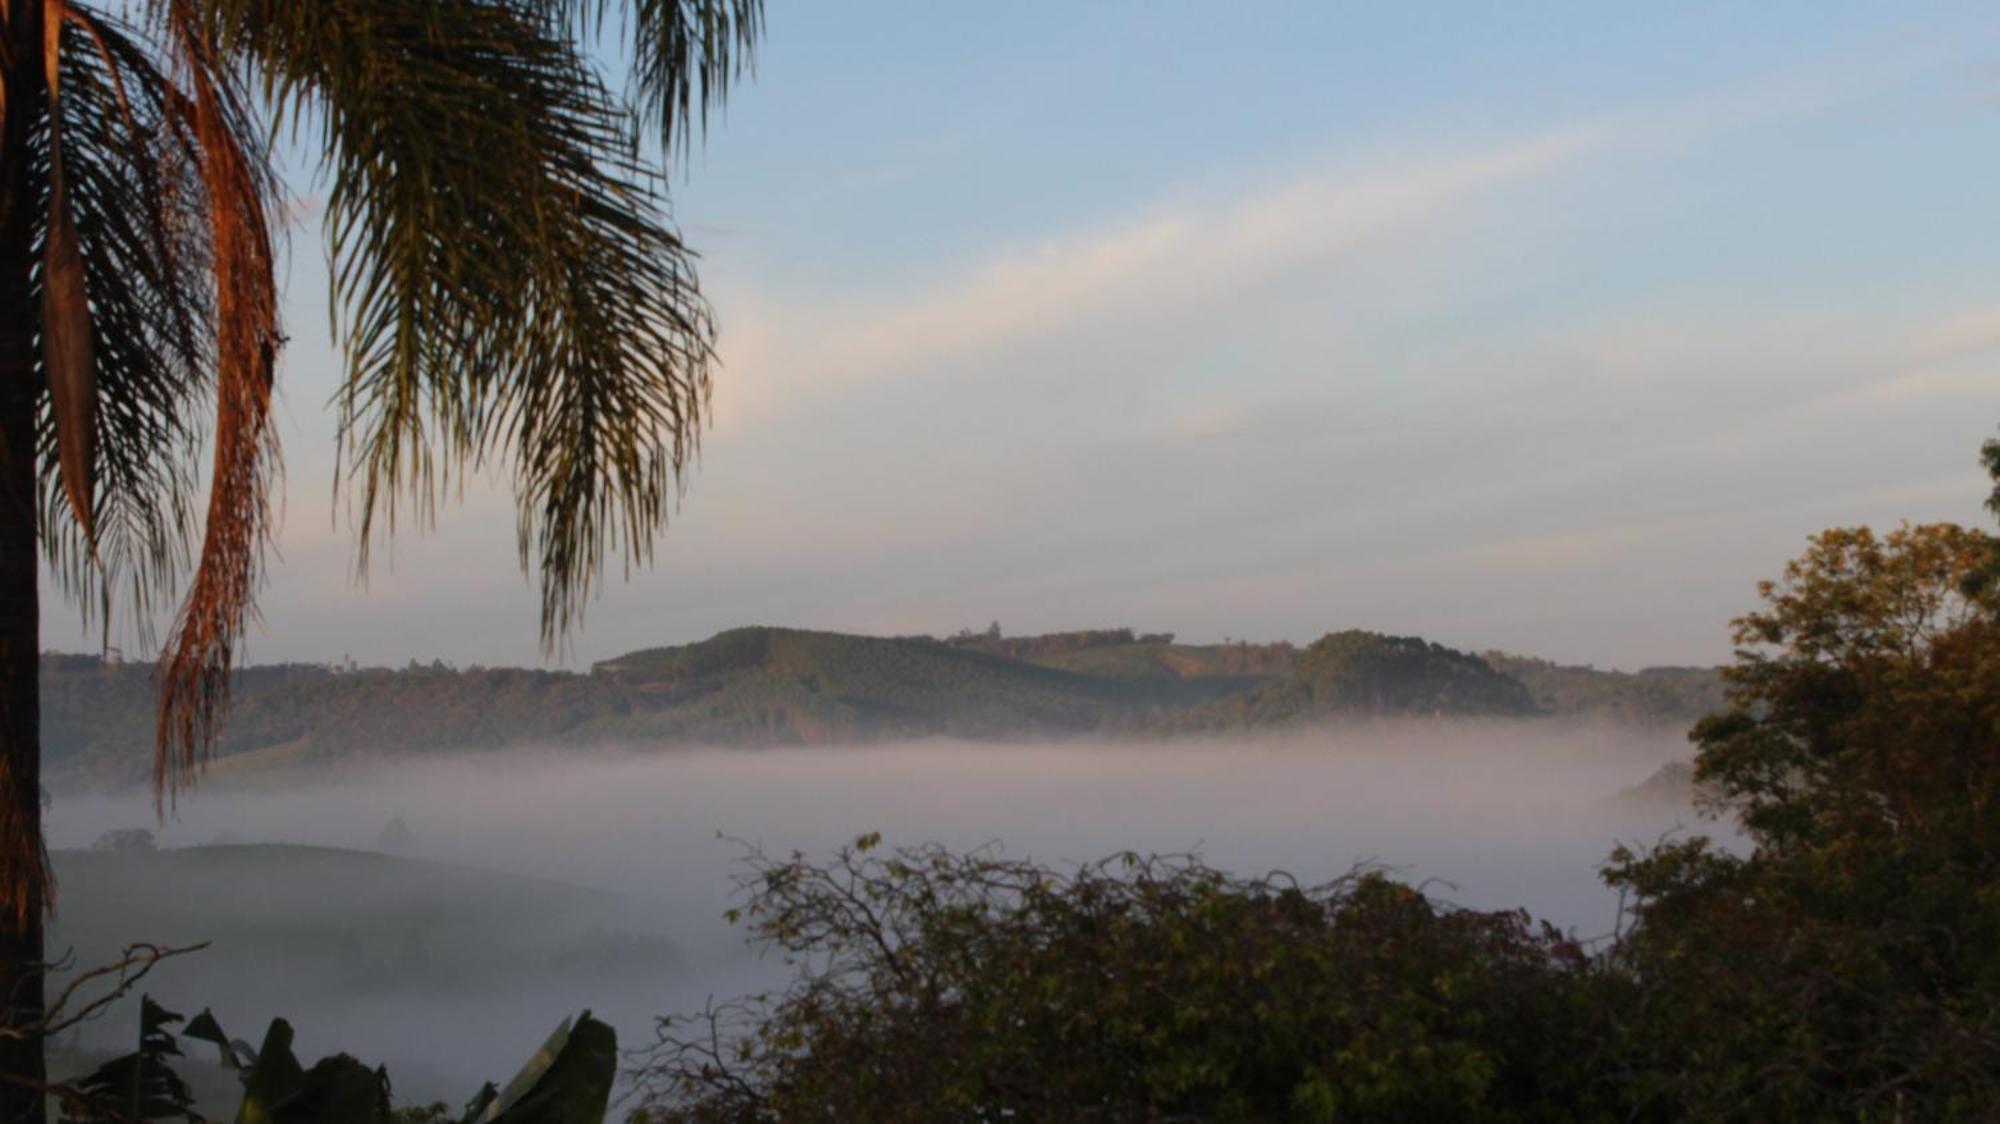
[
  {"left": 215, "top": 0, "right": 743, "bottom": 647},
  {"left": 36, "top": 7, "right": 215, "bottom": 648},
  {"left": 13, "top": 0, "right": 760, "bottom": 801},
  {"left": 555, "top": 0, "right": 763, "bottom": 154}
]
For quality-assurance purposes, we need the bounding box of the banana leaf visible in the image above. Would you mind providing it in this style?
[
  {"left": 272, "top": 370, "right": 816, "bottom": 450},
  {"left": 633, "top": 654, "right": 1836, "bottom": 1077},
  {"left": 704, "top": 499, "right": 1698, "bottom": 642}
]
[{"left": 468, "top": 1012, "right": 617, "bottom": 1124}]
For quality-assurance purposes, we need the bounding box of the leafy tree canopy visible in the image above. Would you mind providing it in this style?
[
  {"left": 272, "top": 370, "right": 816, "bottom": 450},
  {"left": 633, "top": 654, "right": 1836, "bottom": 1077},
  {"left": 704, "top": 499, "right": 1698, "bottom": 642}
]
[
  {"left": 1601, "top": 449, "right": 2000, "bottom": 1119},
  {"left": 633, "top": 838, "right": 1622, "bottom": 1124}
]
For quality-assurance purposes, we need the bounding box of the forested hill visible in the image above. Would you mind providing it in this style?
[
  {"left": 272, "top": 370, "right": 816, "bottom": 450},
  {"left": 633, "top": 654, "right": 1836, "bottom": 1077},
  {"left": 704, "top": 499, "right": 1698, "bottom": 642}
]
[
  {"left": 39, "top": 627, "right": 1720, "bottom": 787},
  {"left": 1163, "top": 631, "right": 1539, "bottom": 731}
]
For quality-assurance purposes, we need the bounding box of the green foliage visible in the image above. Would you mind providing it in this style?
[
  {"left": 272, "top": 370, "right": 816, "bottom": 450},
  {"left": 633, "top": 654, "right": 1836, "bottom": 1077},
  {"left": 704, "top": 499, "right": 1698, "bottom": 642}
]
[
  {"left": 1983, "top": 429, "right": 2000, "bottom": 519},
  {"left": 1602, "top": 517, "right": 2000, "bottom": 1120},
  {"left": 635, "top": 445, "right": 2000, "bottom": 1121},
  {"left": 1480, "top": 654, "right": 1724, "bottom": 727},
  {"left": 233, "top": 1018, "right": 391, "bottom": 1124},
  {"left": 476, "top": 1013, "right": 617, "bottom": 1124},
  {"left": 1024, "top": 637, "right": 1295, "bottom": 700},
  {"left": 1295, "top": 631, "right": 1538, "bottom": 713},
  {"left": 198, "top": 0, "right": 755, "bottom": 646},
  {"left": 1167, "top": 630, "right": 1539, "bottom": 730},
  {"left": 60, "top": 997, "right": 201, "bottom": 1123},
  {"left": 597, "top": 627, "right": 1139, "bottom": 739},
  {"left": 54, "top": 1004, "right": 615, "bottom": 1124},
  {"left": 633, "top": 838, "right": 1620, "bottom": 1123}
]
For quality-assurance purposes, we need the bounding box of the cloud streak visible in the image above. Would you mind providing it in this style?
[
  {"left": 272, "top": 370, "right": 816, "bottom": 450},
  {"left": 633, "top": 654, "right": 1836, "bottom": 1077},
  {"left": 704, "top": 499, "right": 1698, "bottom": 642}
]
[{"left": 716, "top": 128, "right": 1598, "bottom": 427}]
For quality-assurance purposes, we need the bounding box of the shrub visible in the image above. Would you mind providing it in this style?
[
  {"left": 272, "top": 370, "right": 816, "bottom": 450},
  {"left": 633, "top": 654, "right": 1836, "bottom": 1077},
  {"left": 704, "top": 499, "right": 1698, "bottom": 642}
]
[{"left": 633, "top": 837, "right": 1622, "bottom": 1123}]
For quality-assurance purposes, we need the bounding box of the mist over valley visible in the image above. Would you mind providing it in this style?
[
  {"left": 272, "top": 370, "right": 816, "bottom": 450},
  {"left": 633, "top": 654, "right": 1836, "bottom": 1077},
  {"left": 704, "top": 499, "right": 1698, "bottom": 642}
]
[
  {"left": 40, "top": 626, "right": 1725, "bottom": 1106},
  {"left": 5, "top": 3, "right": 1987, "bottom": 1114}
]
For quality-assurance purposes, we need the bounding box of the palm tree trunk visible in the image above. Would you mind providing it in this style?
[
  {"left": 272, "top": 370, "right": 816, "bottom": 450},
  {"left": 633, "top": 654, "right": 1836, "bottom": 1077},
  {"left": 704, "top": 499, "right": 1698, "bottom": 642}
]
[
  {"left": 0, "top": 1, "right": 49, "bottom": 1118},
  {"left": 0, "top": 345, "right": 44, "bottom": 1124}
]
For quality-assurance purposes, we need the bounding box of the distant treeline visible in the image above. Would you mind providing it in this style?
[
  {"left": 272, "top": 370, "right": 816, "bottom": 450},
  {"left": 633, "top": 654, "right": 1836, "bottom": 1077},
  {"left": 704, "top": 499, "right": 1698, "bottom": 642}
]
[{"left": 41, "top": 626, "right": 1720, "bottom": 788}]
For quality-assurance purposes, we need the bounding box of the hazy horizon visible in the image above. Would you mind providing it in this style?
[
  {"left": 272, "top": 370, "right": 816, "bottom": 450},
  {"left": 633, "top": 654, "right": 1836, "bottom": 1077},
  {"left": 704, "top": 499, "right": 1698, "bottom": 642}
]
[
  {"left": 44, "top": 720, "right": 1718, "bottom": 1102},
  {"left": 40, "top": 620, "right": 1729, "bottom": 676}
]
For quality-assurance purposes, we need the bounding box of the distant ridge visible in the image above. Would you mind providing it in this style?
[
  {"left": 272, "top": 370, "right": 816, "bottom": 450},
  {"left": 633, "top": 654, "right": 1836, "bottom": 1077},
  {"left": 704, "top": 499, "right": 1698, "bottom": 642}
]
[
  {"left": 593, "top": 626, "right": 1137, "bottom": 742},
  {"left": 39, "top": 626, "right": 1721, "bottom": 787},
  {"left": 1165, "top": 631, "right": 1537, "bottom": 732}
]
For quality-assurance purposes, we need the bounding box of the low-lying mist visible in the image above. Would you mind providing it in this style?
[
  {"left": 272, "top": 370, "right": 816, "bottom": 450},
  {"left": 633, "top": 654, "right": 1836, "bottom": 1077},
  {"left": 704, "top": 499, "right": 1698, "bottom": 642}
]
[{"left": 44, "top": 719, "right": 1723, "bottom": 1104}]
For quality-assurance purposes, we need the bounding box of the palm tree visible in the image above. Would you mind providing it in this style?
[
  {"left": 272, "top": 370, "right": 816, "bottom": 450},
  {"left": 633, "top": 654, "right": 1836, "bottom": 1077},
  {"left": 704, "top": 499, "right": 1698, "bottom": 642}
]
[{"left": 0, "top": 0, "right": 760, "bottom": 1114}]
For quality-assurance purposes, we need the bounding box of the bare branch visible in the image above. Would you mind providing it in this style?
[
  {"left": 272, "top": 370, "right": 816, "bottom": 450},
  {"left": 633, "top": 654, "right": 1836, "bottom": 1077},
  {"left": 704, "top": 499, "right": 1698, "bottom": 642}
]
[{"left": 0, "top": 940, "right": 208, "bottom": 1041}]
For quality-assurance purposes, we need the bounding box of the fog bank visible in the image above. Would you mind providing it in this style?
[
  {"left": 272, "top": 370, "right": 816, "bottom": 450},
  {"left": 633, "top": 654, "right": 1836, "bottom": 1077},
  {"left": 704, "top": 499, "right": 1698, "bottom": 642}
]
[{"left": 46, "top": 720, "right": 1721, "bottom": 1102}]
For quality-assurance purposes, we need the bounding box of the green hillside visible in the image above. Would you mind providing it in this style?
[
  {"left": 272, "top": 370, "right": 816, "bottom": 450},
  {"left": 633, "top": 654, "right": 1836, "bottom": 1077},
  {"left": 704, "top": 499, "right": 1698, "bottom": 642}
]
[
  {"left": 39, "top": 626, "right": 1721, "bottom": 787},
  {"left": 1165, "top": 630, "right": 1541, "bottom": 731},
  {"left": 594, "top": 626, "right": 1148, "bottom": 741},
  {"left": 1025, "top": 639, "right": 1294, "bottom": 700},
  {"left": 1482, "top": 652, "right": 1726, "bottom": 727},
  {"left": 41, "top": 657, "right": 638, "bottom": 785}
]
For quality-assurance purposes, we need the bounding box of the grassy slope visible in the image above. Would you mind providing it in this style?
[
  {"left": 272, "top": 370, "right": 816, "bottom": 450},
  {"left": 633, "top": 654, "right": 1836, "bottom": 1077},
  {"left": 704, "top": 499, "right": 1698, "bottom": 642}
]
[
  {"left": 599, "top": 626, "right": 1149, "bottom": 741},
  {"left": 44, "top": 629, "right": 1157, "bottom": 783},
  {"left": 1164, "top": 631, "right": 1543, "bottom": 732},
  {"left": 1026, "top": 642, "right": 1289, "bottom": 702},
  {"left": 40, "top": 629, "right": 1723, "bottom": 786}
]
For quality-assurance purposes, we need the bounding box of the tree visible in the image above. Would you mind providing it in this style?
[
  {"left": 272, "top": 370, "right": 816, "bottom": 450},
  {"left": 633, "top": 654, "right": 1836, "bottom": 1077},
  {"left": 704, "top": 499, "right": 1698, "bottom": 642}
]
[
  {"left": 0, "top": 1, "right": 762, "bottom": 1115},
  {"left": 1602, "top": 456, "right": 2000, "bottom": 1118},
  {"left": 634, "top": 837, "right": 1620, "bottom": 1123},
  {"left": 1983, "top": 431, "right": 2000, "bottom": 518},
  {"left": 637, "top": 443, "right": 2000, "bottom": 1121}
]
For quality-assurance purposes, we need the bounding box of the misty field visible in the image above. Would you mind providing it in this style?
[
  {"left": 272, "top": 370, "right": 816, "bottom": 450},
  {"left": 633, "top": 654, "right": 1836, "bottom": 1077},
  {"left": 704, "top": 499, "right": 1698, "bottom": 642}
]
[{"left": 42, "top": 721, "right": 1705, "bottom": 1104}]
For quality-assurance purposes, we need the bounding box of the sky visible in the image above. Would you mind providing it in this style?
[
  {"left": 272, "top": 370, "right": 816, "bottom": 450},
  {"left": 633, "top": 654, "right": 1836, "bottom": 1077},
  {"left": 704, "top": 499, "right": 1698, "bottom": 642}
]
[{"left": 42, "top": 1, "right": 2000, "bottom": 671}]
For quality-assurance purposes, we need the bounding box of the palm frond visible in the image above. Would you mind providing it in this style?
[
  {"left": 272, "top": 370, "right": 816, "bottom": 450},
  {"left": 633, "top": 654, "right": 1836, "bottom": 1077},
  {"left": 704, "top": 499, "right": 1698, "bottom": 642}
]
[
  {"left": 149, "top": 0, "right": 282, "bottom": 804},
  {"left": 570, "top": 0, "right": 762, "bottom": 156},
  {"left": 40, "top": 1, "right": 99, "bottom": 541},
  {"left": 25, "top": 0, "right": 759, "bottom": 806},
  {"left": 29, "top": 2, "right": 288, "bottom": 802},
  {"left": 218, "top": 0, "right": 723, "bottom": 648},
  {"left": 36, "top": 6, "right": 213, "bottom": 651},
  {"left": 2, "top": 0, "right": 211, "bottom": 921}
]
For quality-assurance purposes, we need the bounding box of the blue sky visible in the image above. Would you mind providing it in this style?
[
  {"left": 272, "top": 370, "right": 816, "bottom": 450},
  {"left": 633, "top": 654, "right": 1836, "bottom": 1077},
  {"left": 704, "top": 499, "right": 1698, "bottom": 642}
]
[{"left": 44, "top": 2, "right": 2000, "bottom": 670}]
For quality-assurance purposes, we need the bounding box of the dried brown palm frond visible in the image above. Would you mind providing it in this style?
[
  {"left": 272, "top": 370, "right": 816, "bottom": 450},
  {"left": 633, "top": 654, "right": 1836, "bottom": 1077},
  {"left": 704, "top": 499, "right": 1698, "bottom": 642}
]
[
  {"left": 149, "top": 0, "right": 280, "bottom": 806},
  {"left": 21, "top": 2, "right": 276, "bottom": 815}
]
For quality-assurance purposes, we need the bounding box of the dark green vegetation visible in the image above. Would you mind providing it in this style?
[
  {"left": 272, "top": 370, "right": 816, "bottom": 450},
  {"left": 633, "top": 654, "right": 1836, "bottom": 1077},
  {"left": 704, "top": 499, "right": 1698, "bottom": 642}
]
[
  {"left": 634, "top": 453, "right": 2000, "bottom": 1122},
  {"left": 53, "top": 997, "right": 615, "bottom": 1123},
  {"left": 1165, "top": 630, "right": 1538, "bottom": 730},
  {"left": 42, "top": 628, "right": 1720, "bottom": 788},
  {"left": 635, "top": 841, "right": 1616, "bottom": 1123},
  {"left": 1597, "top": 515, "right": 2000, "bottom": 1119},
  {"left": 1481, "top": 654, "right": 1727, "bottom": 727}
]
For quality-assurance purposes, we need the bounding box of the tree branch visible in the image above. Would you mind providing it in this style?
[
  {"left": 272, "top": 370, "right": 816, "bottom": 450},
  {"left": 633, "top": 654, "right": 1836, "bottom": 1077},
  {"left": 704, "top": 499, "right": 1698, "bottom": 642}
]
[{"left": 0, "top": 940, "right": 209, "bottom": 1041}]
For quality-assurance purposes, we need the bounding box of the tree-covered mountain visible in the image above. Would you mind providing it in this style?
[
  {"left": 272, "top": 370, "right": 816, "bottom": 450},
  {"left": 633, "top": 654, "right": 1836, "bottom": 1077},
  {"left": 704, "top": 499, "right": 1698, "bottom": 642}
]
[
  {"left": 40, "top": 626, "right": 1721, "bottom": 788},
  {"left": 1163, "top": 630, "right": 1540, "bottom": 732},
  {"left": 1482, "top": 652, "right": 1727, "bottom": 727},
  {"left": 593, "top": 627, "right": 1154, "bottom": 741}
]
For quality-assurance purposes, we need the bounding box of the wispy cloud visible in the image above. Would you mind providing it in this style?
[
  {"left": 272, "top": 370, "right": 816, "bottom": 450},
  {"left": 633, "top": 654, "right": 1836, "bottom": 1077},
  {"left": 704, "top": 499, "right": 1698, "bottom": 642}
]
[
  {"left": 714, "top": 128, "right": 1598, "bottom": 427},
  {"left": 708, "top": 32, "right": 1973, "bottom": 434}
]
